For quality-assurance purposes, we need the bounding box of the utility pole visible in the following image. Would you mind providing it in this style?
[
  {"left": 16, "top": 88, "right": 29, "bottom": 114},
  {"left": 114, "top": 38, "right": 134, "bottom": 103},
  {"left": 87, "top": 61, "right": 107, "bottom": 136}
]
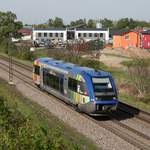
[
  {"left": 8, "top": 54, "right": 13, "bottom": 83},
  {"left": 8, "top": 33, "right": 14, "bottom": 85}
]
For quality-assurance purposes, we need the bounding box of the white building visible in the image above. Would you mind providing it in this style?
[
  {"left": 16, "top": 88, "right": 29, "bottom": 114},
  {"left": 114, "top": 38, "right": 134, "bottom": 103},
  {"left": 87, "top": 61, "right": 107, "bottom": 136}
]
[
  {"left": 32, "top": 28, "right": 67, "bottom": 42},
  {"left": 75, "top": 28, "right": 109, "bottom": 42},
  {"left": 32, "top": 28, "right": 109, "bottom": 43}
]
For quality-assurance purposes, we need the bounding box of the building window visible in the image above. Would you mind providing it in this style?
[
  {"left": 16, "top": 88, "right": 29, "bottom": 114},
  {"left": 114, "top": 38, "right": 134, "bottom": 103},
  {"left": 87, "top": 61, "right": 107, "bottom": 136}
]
[
  {"left": 78, "top": 33, "right": 81, "bottom": 37},
  {"left": 55, "top": 33, "right": 58, "bottom": 37},
  {"left": 89, "top": 33, "right": 92, "bottom": 37},
  {"left": 49, "top": 33, "right": 53, "bottom": 37},
  {"left": 61, "top": 33, "right": 63, "bottom": 37},
  {"left": 83, "top": 33, "right": 87, "bottom": 37},
  {"left": 38, "top": 33, "right": 42, "bottom": 37},
  {"left": 100, "top": 33, "right": 103, "bottom": 37},
  {"left": 44, "top": 33, "right": 47, "bottom": 37},
  {"left": 94, "top": 33, "right": 98, "bottom": 37},
  {"left": 125, "top": 35, "right": 129, "bottom": 40}
]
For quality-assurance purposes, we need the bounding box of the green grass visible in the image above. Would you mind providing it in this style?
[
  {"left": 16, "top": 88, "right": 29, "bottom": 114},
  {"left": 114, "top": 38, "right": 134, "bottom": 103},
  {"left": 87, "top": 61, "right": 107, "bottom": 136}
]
[
  {"left": 33, "top": 48, "right": 49, "bottom": 58},
  {"left": 102, "top": 52, "right": 131, "bottom": 59},
  {"left": 119, "top": 92, "right": 150, "bottom": 112},
  {"left": 0, "top": 78, "right": 98, "bottom": 150}
]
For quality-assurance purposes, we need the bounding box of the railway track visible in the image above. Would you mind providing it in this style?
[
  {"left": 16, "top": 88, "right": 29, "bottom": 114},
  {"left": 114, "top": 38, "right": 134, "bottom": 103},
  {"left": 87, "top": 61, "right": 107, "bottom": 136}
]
[{"left": 0, "top": 54, "right": 150, "bottom": 150}]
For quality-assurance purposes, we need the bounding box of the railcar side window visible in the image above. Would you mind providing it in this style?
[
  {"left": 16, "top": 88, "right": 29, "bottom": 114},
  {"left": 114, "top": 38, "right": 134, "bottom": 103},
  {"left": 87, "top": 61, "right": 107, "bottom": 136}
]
[
  {"left": 43, "top": 72, "right": 59, "bottom": 90},
  {"left": 68, "top": 78, "right": 77, "bottom": 92},
  {"left": 34, "top": 65, "right": 40, "bottom": 75},
  {"left": 68, "top": 78, "right": 87, "bottom": 95}
]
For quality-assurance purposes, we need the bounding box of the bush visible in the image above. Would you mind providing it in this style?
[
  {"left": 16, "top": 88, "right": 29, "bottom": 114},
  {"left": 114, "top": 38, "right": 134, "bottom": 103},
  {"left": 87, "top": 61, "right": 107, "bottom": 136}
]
[
  {"left": 16, "top": 45, "right": 34, "bottom": 60},
  {"left": 46, "top": 49, "right": 107, "bottom": 70},
  {"left": 0, "top": 95, "right": 80, "bottom": 150},
  {"left": 122, "top": 58, "right": 150, "bottom": 101}
]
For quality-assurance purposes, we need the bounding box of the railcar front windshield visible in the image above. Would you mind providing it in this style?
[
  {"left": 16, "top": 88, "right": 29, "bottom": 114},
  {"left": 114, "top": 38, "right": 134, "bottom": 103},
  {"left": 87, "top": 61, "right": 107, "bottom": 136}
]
[{"left": 92, "top": 77, "right": 113, "bottom": 93}]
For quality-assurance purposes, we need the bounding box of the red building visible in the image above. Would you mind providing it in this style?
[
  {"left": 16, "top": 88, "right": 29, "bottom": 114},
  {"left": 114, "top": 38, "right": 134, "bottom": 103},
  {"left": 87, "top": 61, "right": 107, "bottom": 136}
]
[
  {"left": 113, "top": 29, "right": 150, "bottom": 49},
  {"left": 141, "top": 30, "right": 150, "bottom": 49}
]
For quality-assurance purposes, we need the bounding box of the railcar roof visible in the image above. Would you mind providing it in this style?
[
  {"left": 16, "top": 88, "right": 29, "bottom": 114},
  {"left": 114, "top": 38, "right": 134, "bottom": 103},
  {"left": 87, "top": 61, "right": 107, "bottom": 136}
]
[{"left": 36, "top": 57, "right": 111, "bottom": 77}]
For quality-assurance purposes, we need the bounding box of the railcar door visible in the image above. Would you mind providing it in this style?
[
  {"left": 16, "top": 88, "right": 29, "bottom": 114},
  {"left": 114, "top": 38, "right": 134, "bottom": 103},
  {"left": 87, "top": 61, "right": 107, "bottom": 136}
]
[{"left": 59, "top": 75, "right": 64, "bottom": 94}]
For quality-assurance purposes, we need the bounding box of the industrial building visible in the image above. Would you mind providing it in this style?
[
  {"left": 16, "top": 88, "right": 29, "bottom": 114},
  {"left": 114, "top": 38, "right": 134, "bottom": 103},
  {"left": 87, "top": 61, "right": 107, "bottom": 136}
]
[{"left": 32, "top": 28, "right": 109, "bottom": 43}]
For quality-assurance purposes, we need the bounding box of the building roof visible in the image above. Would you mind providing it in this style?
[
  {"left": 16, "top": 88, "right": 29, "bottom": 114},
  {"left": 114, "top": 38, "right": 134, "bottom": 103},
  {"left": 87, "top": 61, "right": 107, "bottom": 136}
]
[
  {"left": 36, "top": 57, "right": 110, "bottom": 77},
  {"left": 18, "top": 28, "right": 32, "bottom": 36},
  {"left": 141, "top": 30, "right": 150, "bottom": 34},
  {"left": 76, "top": 28, "right": 108, "bottom": 31},
  {"left": 33, "top": 28, "right": 108, "bottom": 32},
  {"left": 110, "top": 29, "right": 130, "bottom": 36},
  {"left": 33, "top": 28, "right": 66, "bottom": 31},
  {"left": 111, "top": 28, "right": 149, "bottom": 36}
]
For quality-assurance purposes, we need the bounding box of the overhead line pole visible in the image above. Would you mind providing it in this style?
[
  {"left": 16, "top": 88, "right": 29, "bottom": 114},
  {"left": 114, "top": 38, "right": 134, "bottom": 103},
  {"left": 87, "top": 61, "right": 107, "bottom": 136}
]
[{"left": 8, "top": 33, "right": 14, "bottom": 85}]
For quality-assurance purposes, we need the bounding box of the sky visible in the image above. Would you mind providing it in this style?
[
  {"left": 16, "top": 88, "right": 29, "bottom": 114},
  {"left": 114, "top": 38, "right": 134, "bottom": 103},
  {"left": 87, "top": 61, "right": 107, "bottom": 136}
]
[{"left": 0, "top": 0, "right": 150, "bottom": 24}]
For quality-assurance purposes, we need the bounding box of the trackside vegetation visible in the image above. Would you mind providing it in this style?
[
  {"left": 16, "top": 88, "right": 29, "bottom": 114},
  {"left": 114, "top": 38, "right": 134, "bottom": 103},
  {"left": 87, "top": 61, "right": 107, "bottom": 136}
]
[{"left": 0, "top": 78, "right": 98, "bottom": 150}]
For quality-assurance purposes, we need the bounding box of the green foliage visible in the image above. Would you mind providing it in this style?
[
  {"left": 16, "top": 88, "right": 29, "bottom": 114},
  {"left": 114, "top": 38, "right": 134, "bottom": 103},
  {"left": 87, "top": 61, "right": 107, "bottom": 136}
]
[
  {"left": 79, "top": 59, "right": 106, "bottom": 70},
  {"left": 0, "top": 87, "right": 81, "bottom": 150},
  {"left": 46, "top": 49, "right": 107, "bottom": 70},
  {"left": 87, "top": 19, "right": 96, "bottom": 28},
  {"left": 116, "top": 18, "right": 129, "bottom": 29},
  {"left": 70, "top": 19, "right": 86, "bottom": 27},
  {"left": 48, "top": 18, "right": 54, "bottom": 27},
  {"left": 15, "top": 45, "right": 34, "bottom": 60},
  {"left": 0, "top": 11, "right": 23, "bottom": 40},
  {"left": 34, "top": 16, "right": 150, "bottom": 29},
  {"left": 0, "top": 39, "right": 17, "bottom": 55},
  {"left": 53, "top": 17, "right": 64, "bottom": 28},
  {"left": 100, "top": 18, "right": 114, "bottom": 28},
  {"left": 86, "top": 40, "right": 104, "bottom": 50},
  {"left": 115, "top": 18, "right": 150, "bottom": 29}
]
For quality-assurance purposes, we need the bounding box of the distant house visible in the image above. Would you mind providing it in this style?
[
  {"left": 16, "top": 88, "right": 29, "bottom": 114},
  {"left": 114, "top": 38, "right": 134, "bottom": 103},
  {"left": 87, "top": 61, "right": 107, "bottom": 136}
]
[
  {"left": 12, "top": 28, "right": 32, "bottom": 42},
  {"left": 112, "top": 29, "right": 141, "bottom": 49},
  {"left": 112, "top": 29, "right": 150, "bottom": 49},
  {"left": 18, "top": 28, "right": 32, "bottom": 41},
  {"left": 141, "top": 30, "right": 150, "bottom": 49}
]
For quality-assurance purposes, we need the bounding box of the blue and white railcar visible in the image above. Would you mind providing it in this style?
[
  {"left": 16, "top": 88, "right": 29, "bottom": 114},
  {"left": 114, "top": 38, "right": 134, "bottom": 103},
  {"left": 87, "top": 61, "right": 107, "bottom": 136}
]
[{"left": 33, "top": 57, "right": 118, "bottom": 115}]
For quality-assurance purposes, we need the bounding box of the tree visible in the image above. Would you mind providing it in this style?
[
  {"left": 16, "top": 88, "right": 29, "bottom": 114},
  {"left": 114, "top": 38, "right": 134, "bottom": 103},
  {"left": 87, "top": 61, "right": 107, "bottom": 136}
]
[
  {"left": 116, "top": 18, "right": 129, "bottom": 29},
  {"left": 87, "top": 19, "right": 96, "bottom": 28},
  {"left": 100, "top": 18, "right": 114, "bottom": 28},
  {"left": 70, "top": 19, "right": 87, "bottom": 27},
  {"left": 128, "top": 18, "right": 138, "bottom": 29},
  {"left": 48, "top": 18, "right": 54, "bottom": 27},
  {"left": 136, "top": 20, "right": 150, "bottom": 28},
  {"left": 122, "top": 58, "right": 150, "bottom": 100},
  {"left": 0, "top": 11, "right": 23, "bottom": 40},
  {"left": 53, "top": 17, "right": 64, "bottom": 28}
]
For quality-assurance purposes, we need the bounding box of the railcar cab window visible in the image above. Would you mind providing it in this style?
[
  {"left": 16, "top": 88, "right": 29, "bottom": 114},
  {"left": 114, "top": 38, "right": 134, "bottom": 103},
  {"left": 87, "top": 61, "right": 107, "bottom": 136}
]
[
  {"left": 92, "top": 77, "right": 113, "bottom": 93},
  {"left": 34, "top": 65, "right": 40, "bottom": 75},
  {"left": 68, "top": 78, "right": 87, "bottom": 95}
]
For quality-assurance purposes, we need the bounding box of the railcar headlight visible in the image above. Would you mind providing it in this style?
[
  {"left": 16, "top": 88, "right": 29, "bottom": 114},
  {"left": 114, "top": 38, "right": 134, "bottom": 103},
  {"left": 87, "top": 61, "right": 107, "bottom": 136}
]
[
  {"left": 113, "top": 97, "right": 116, "bottom": 100},
  {"left": 95, "top": 97, "right": 98, "bottom": 100},
  {"left": 91, "top": 98, "right": 95, "bottom": 101}
]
